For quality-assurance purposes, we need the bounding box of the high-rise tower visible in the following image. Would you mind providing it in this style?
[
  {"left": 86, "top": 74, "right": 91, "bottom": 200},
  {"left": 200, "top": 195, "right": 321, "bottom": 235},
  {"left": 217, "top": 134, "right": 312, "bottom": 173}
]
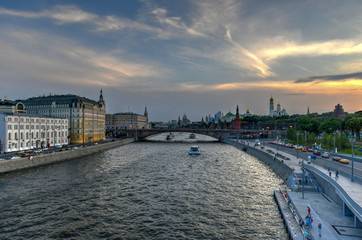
[{"left": 269, "top": 96, "right": 274, "bottom": 116}]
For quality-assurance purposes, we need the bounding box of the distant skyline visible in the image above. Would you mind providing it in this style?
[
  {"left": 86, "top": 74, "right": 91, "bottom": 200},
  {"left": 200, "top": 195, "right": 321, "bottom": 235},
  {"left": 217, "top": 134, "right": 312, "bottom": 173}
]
[{"left": 0, "top": 0, "right": 361, "bottom": 121}]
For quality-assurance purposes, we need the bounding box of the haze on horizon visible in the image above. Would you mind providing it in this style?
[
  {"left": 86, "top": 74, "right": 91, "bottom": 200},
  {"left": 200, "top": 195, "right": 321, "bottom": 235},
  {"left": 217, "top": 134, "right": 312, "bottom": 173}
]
[{"left": 0, "top": 0, "right": 361, "bottom": 122}]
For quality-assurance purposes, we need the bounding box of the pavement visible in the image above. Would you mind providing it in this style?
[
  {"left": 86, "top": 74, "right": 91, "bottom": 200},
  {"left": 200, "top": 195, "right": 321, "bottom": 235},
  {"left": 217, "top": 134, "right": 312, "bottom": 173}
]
[{"left": 235, "top": 140, "right": 362, "bottom": 240}]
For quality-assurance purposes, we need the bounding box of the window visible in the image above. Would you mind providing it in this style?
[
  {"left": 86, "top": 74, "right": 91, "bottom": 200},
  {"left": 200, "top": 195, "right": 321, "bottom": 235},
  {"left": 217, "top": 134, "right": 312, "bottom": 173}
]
[
  {"left": 15, "top": 133, "right": 18, "bottom": 140},
  {"left": 21, "top": 133, "right": 23, "bottom": 139},
  {"left": 14, "top": 125, "right": 18, "bottom": 130},
  {"left": 8, "top": 133, "right": 11, "bottom": 140},
  {"left": 26, "top": 132, "right": 29, "bottom": 139},
  {"left": 7, "top": 125, "right": 12, "bottom": 130}
]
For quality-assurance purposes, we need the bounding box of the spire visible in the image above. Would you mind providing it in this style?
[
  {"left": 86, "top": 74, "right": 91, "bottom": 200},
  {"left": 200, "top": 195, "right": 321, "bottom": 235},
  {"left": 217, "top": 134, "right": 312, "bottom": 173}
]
[
  {"left": 236, "top": 105, "right": 239, "bottom": 115},
  {"left": 144, "top": 105, "right": 148, "bottom": 118},
  {"left": 307, "top": 106, "right": 310, "bottom": 115},
  {"left": 99, "top": 89, "right": 105, "bottom": 105}
]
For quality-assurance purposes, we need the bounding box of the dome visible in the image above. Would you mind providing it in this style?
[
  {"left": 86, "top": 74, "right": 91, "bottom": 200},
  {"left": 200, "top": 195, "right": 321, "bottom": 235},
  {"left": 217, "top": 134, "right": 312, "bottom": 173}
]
[
  {"left": 246, "top": 109, "right": 250, "bottom": 114},
  {"left": 270, "top": 96, "right": 274, "bottom": 101},
  {"left": 277, "top": 103, "right": 281, "bottom": 106}
]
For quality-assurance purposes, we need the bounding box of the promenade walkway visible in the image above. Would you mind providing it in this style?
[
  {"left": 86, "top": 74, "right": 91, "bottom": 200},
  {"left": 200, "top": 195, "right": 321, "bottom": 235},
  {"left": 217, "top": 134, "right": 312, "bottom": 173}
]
[{"left": 236, "top": 140, "right": 362, "bottom": 239}]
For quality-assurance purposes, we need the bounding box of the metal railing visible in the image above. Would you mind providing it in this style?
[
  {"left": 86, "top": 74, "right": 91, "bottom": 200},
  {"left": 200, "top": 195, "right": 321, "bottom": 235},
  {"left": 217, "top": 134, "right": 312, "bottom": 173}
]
[{"left": 304, "top": 164, "right": 362, "bottom": 223}]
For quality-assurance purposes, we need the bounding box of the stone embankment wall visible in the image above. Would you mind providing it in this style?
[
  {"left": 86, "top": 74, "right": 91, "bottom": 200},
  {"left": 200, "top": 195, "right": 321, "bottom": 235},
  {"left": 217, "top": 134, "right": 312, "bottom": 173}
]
[
  {"left": 225, "top": 140, "right": 296, "bottom": 188},
  {"left": 0, "top": 139, "right": 134, "bottom": 174}
]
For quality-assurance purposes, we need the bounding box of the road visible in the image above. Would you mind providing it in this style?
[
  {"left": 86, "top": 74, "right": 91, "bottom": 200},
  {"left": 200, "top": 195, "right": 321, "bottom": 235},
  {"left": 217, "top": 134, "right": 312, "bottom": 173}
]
[{"left": 265, "top": 142, "right": 362, "bottom": 180}]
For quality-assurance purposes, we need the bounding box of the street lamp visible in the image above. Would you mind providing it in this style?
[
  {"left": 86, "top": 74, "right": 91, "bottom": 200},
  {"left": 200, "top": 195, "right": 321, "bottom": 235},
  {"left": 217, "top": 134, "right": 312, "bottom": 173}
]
[
  {"left": 351, "top": 135, "right": 355, "bottom": 182},
  {"left": 333, "top": 132, "right": 336, "bottom": 153}
]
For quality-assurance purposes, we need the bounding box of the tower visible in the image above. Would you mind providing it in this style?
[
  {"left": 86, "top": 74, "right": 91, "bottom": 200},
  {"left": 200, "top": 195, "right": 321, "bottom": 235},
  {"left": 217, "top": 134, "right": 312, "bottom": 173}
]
[
  {"left": 277, "top": 103, "right": 281, "bottom": 115},
  {"left": 269, "top": 95, "right": 274, "bottom": 116},
  {"left": 144, "top": 106, "right": 148, "bottom": 119},
  {"left": 99, "top": 89, "right": 105, "bottom": 105},
  {"left": 234, "top": 105, "right": 241, "bottom": 130}
]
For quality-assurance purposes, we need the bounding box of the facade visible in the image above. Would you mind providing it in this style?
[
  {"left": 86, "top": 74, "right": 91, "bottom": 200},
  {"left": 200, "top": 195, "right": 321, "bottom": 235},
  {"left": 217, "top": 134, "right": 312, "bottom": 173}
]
[
  {"left": 333, "top": 104, "right": 346, "bottom": 119},
  {"left": 17, "top": 90, "right": 105, "bottom": 144},
  {"left": 0, "top": 100, "right": 27, "bottom": 114},
  {"left": 0, "top": 113, "right": 68, "bottom": 153},
  {"left": 269, "top": 96, "right": 287, "bottom": 116},
  {"left": 234, "top": 105, "right": 241, "bottom": 130},
  {"left": 106, "top": 110, "right": 148, "bottom": 130}
]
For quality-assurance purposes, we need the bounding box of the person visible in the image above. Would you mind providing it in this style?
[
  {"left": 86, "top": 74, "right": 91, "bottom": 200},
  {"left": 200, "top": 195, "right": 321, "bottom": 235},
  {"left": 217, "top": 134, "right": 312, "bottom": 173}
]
[
  {"left": 329, "top": 171, "right": 331, "bottom": 177},
  {"left": 299, "top": 218, "right": 304, "bottom": 229},
  {"left": 307, "top": 206, "right": 311, "bottom": 214},
  {"left": 318, "top": 223, "right": 322, "bottom": 237},
  {"left": 336, "top": 170, "right": 339, "bottom": 181}
]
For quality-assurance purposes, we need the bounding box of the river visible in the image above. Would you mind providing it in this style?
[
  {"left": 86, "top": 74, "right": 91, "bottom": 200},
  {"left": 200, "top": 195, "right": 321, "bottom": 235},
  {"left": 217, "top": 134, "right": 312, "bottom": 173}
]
[{"left": 0, "top": 137, "right": 288, "bottom": 239}]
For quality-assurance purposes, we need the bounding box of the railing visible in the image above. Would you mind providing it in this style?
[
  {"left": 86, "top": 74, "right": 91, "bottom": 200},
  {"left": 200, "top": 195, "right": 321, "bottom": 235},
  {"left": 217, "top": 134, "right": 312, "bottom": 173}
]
[
  {"left": 280, "top": 188, "right": 312, "bottom": 240},
  {"left": 304, "top": 164, "right": 362, "bottom": 223}
]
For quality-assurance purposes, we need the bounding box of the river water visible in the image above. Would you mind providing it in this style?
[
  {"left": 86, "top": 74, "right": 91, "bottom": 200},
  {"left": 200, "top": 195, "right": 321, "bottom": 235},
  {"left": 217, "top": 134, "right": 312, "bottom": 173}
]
[{"left": 0, "top": 137, "right": 288, "bottom": 239}]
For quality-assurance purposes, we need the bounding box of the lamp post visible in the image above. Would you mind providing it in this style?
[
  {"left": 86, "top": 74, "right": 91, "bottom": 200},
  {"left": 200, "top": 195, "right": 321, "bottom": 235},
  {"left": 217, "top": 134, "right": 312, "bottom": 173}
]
[
  {"left": 351, "top": 135, "right": 355, "bottom": 182},
  {"left": 333, "top": 132, "right": 336, "bottom": 153}
]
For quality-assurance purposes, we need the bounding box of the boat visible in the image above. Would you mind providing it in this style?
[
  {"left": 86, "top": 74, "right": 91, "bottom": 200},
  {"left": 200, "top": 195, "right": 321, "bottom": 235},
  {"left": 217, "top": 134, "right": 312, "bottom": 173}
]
[
  {"left": 166, "top": 134, "right": 172, "bottom": 140},
  {"left": 189, "top": 133, "right": 196, "bottom": 139},
  {"left": 188, "top": 145, "right": 200, "bottom": 155}
]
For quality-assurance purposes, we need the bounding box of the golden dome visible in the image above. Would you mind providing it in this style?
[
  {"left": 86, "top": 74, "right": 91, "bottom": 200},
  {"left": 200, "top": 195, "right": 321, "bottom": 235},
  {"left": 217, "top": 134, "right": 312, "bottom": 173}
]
[
  {"left": 270, "top": 96, "right": 274, "bottom": 101},
  {"left": 246, "top": 109, "right": 250, "bottom": 114},
  {"left": 277, "top": 103, "right": 281, "bottom": 106}
]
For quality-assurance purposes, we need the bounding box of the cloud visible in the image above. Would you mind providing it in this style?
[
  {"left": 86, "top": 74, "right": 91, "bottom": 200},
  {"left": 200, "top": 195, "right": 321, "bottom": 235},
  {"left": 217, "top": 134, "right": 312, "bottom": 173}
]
[
  {"left": 295, "top": 72, "right": 362, "bottom": 83},
  {"left": 262, "top": 40, "right": 362, "bottom": 60},
  {"left": 0, "top": 27, "right": 170, "bottom": 89}
]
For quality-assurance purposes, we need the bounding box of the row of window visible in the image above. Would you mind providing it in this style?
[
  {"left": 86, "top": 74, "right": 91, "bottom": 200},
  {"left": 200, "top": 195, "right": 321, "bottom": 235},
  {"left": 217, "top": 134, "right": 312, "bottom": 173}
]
[
  {"left": 8, "top": 131, "right": 68, "bottom": 140},
  {"left": 7, "top": 125, "right": 67, "bottom": 130},
  {"left": 7, "top": 117, "right": 66, "bottom": 124},
  {"left": 8, "top": 139, "right": 68, "bottom": 150}
]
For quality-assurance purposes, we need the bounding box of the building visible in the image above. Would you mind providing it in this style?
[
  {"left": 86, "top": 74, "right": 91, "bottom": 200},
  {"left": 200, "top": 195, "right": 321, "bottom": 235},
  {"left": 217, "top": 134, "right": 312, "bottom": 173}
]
[
  {"left": 17, "top": 90, "right": 105, "bottom": 144},
  {"left": 269, "top": 96, "right": 287, "bottom": 116},
  {"left": 234, "top": 105, "right": 241, "bottom": 130},
  {"left": 0, "top": 100, "right": 27, "bottom": 114},
  {"left": 333, "top": 104, "right": 346, "bottom": 119},
  {"left": 0, "top": 113, "right": 68, "bottom": 153},
  {"left": 106, "top": 108, "right": 148, "bottom": 130}
]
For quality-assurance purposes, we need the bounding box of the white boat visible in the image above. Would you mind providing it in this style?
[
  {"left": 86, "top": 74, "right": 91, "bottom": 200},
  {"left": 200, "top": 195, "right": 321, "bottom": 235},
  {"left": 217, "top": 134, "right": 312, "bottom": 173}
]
[{"left": 188, "top": 145, "right": 200, "bottom": 155}]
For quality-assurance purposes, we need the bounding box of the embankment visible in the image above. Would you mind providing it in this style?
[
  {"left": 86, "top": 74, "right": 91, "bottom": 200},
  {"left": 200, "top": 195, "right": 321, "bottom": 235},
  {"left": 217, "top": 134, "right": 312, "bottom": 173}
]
[
  {"left": 0, "top": 139, "right": 134, "bottom": 174},
  {"left": 224, "top": 140, "right": 297, "bottom": 189}
]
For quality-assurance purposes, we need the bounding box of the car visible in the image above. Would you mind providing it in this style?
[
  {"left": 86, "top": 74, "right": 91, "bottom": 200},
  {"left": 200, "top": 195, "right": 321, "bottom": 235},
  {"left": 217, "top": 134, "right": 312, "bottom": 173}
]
[
  {"left": 333, "top": 156, "right": 341, "bottom": 161},
  {"left": 301, "top": 147, "right": 308, "bottom": 152},
  {"left": 308, "top": 148, "right": 314, "bottom": 152},
  {"left": 322, "top": 152, "right": 330, "bottom": 158},
  {"left": 339, "top": 159, "right": 349, "bottom": 164},
  {"left": 313, "top": 150, "right": 321, "bottom": 155}
]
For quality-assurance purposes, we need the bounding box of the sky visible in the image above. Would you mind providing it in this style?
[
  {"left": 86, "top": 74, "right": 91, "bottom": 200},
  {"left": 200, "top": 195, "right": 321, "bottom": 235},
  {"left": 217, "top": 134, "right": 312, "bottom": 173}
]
[{"left": 0, "top": 0, "right": 361, "bottom": 121}]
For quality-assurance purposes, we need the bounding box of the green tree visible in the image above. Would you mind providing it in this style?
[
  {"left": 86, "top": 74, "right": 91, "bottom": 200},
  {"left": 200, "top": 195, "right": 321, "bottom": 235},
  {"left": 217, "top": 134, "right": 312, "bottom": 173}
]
[
  {"left": 318, "top": 118, "right": 341, "bottom": 134},
  {"left": 346, "top": 118, "right": 361, "bottom": 140},
  {"left": 287, "top": 128, "right": 296, "bottom": 141},
  {"left": 297, "top": 117, "right": 312, "bottom": 131}
]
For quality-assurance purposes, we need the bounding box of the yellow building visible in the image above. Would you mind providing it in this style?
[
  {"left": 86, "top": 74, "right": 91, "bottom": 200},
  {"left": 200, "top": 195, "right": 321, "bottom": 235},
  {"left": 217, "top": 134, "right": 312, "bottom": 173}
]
[
  {"left": 106, "top": 108, "right": 148, "bottom": 130},
  {"left": 18, "top": 90, "right": 106, "bottom": 144}
]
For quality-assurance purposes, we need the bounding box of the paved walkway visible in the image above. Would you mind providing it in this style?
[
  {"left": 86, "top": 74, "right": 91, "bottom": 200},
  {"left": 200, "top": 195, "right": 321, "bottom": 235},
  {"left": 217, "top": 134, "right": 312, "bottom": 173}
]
[
  {"left": 235, "top": 140, "right": 362, "bottom": 240},
  {"left": 254, "top": 142, "right": 362, "bottom": 207}
]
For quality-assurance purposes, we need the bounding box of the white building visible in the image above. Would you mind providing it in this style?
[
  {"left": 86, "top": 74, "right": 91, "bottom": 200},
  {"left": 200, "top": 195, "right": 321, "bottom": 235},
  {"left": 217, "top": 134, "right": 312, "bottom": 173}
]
[{"left": 0, "top": 113, "right": 69, "bottom": 153}]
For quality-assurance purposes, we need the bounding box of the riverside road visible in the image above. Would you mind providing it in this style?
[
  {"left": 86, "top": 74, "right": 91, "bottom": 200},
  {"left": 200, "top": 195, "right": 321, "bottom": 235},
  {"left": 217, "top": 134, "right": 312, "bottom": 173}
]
[{"left": 265, "top": 142, "right": 362, "bottom": 180}]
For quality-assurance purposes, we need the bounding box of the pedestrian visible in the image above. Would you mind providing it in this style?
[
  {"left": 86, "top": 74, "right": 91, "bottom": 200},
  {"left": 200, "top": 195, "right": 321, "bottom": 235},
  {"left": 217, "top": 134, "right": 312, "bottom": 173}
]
[
  {"left": 299, "top": 218, "right": 304, "bottom": 229},
  {"left": 329, "top": 171, "right": 331, "bottom": 177},
  {"left": 318, "top": 223, "right": 322, "bottom": 237},
  {"left": 307, "top": 206, "right": 311, "bottom": 214},
  {"left": 336, "top": 170, "right": 339, "bottom": 181}
]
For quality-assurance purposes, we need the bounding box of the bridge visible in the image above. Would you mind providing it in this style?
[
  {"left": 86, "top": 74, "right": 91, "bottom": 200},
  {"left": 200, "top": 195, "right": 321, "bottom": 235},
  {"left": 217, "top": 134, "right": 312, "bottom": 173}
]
[{"left": 106, "top": 128, "right": 287, "bottom": 141}]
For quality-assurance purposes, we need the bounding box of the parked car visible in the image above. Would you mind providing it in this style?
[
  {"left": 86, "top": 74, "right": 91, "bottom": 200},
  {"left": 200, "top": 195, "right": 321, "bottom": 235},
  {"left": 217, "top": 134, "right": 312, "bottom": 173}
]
[
  {"left": 308, "top": 148, "right": 314, "bottom": 152},
  {"left": 322, "top": 152, "right": 330, "bottom": 158},
  {"left": 301, "top": 147, "right": 308, "bottom": 152},
  {"left": 339, "top": 159, "right": 349, "bottom": 164},
  {"left": 333, "top": 156, "right": 341, "bottom": 161}
]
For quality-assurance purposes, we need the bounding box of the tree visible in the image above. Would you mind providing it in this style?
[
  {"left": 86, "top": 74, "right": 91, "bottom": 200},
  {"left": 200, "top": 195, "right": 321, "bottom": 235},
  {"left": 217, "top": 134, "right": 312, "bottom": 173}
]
[
  {"left": 318, "top": 118, "right": 341, "bottom": 134},
  {"left": 346, "top": 118, "right": 361, "bottom": 140},
  {"left": 287, "top": 128, "right": 296, "bottom": 141},
  {"left": 297, "top": 116, "right": 312, "bottom": 131}
]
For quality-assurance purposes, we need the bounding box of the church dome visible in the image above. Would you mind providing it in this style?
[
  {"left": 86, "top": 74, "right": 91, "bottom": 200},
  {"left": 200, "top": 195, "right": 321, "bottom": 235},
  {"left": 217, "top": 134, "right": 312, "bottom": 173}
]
[
  {"left": 270, "top": 96, "right": 274, "bottom": 101},
  {"left": 246, "top": 109, "right": 250, "bottom": 114}
]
